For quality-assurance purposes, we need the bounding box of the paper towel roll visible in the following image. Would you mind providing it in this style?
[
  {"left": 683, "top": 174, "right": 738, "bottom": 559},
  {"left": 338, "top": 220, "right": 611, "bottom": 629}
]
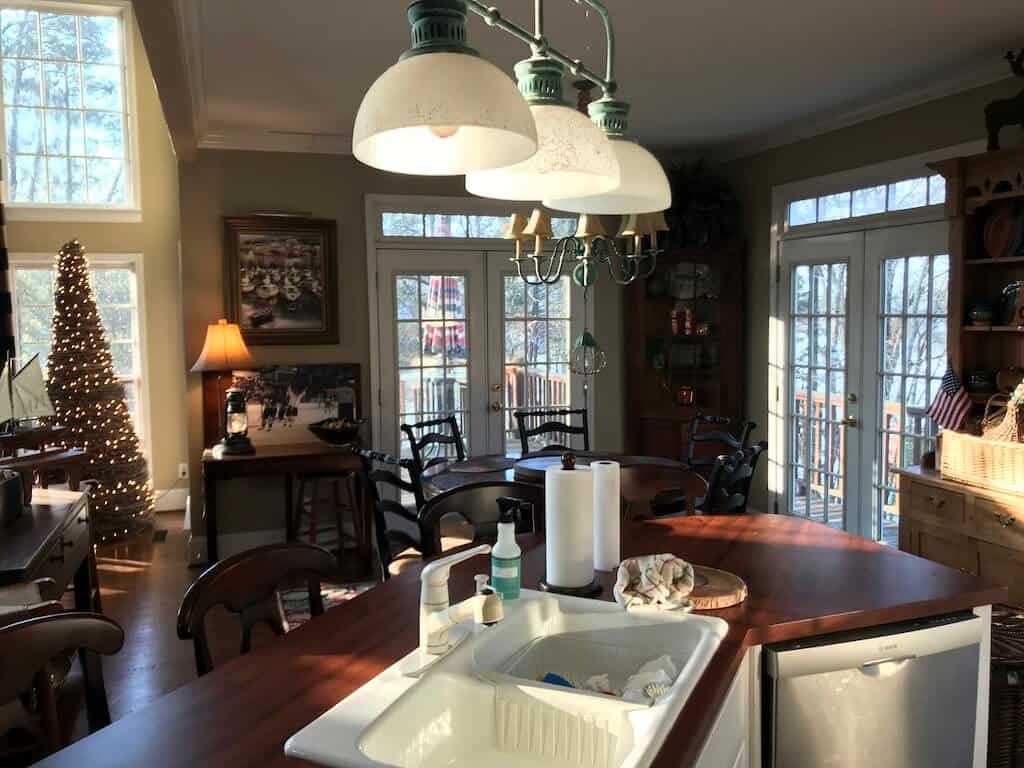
[
  {"left": 591, "top": 460, "right": 621, "bottom": 571},
  {"left": 544, "top": 464, "right": 594, "bottom": 588}
]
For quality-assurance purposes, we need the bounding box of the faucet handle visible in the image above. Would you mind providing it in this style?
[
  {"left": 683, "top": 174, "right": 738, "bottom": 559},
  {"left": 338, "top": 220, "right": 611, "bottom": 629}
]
[
  {"left": 421, "top": 543, "right": 492, "bottom": 588},
  {"left": 475, "top": 574, "right": 491, "bottom": 594}
]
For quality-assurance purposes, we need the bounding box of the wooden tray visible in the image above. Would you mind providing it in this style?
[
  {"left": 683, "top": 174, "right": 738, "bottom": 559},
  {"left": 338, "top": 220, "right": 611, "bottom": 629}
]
[{"left": 690, "top": 565, "right": 747, "bottom": 610}]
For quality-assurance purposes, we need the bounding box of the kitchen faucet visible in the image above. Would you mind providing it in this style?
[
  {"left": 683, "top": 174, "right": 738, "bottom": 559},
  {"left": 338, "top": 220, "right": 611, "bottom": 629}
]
[{"left": 419, "top": 544, "right": 504, "bottom": 658}]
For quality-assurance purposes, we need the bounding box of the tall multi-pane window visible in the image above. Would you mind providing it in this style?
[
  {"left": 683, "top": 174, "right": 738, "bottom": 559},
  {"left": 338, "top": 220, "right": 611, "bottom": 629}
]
[
  {"left": 11, "top": 259, "right": 144, "bottom": 435},
  {"left": 0, "top": 3, "right": 133, "bottom": 207}
]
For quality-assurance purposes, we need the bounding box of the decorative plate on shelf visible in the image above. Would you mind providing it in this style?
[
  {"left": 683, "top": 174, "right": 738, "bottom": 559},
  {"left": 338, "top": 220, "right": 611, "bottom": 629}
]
[{"left": 983, "top": 202, "right": 1018, "bottom": 259}]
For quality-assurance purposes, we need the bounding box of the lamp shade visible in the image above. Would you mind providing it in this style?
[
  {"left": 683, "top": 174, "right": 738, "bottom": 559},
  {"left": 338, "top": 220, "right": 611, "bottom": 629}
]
[
  {"left": 191, "top": 319, "right": 254, "bottom": 373},
  {"left": 543, "top": 138, "right": 671, "bottom": 214},
  {"left": 352, "top": 52, "right": 538, "bottom": 175},
  {"left": 465, "top": 103, "right": 619, "bottom": 201}
]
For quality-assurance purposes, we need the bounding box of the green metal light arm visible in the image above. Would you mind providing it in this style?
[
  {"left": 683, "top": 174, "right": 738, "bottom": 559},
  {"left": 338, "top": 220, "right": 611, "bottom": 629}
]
[{"left": 465, "top": 0, "right": 617, "bottom": 96}]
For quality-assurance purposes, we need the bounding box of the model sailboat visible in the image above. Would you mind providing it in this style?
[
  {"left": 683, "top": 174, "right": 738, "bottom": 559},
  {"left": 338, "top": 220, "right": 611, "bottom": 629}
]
[{"left": 0, "top": 354, "right": 55, "bottom": 430}]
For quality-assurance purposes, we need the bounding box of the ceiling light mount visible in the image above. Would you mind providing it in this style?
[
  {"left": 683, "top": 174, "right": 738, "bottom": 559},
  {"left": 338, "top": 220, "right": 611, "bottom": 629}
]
[{"left": 403, "top": 0, "right": 478, "bottom": 59}]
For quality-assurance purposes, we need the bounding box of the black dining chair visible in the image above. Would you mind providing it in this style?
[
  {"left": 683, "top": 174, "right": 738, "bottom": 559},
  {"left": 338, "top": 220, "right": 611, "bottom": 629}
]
[
  {"left": 695, "top": 442, "right": 768, "bottom": 515},
  {"left": 176, "top": 542, "right": 339, "bottom": 676},
  {"left": 357, "top": 448, "right": 430, "bottom": 579},
  {"left": 401, "top": 415, "right": 466, "bottom": 478},
  {"left": 514, "top": 408, "right": 590, "bottom": 456},
  {"left": 418, "top": 480, "right": 545, "bottom": 559},
  {"left": 686, "top": 413, "right": 755, "bottom": 474}
]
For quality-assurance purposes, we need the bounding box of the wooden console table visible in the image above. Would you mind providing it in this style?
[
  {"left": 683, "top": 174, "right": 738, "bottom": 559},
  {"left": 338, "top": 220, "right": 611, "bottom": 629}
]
[
  {"left": 200, "top": 442, "right": 365, "bottom": 564},
  {"left": 897, "top": 465, "right": 1024, "bottom": 606},
  {"left": 0, "top": 488, "right": 107, "bottom": 728}
]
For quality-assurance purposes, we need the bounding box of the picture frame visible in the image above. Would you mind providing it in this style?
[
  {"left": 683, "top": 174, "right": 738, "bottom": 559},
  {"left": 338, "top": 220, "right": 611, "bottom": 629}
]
[{"left": 223, "top": 216, "right": 339, "bottom": 345}]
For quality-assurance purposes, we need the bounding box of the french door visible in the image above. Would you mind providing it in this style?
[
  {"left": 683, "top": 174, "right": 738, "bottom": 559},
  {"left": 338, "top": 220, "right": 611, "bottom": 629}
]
[
  {"left": 780, "top": 221, "right": 948, "bottom": 542},
  {"left": 376, "top": 249, "right": 586, "bottom": 462}
]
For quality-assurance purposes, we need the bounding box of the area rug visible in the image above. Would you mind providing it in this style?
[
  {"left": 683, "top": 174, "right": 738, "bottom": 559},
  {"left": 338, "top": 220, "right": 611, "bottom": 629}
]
[{"left": 279, "top": 582, "right": 376, "bottom": 628}]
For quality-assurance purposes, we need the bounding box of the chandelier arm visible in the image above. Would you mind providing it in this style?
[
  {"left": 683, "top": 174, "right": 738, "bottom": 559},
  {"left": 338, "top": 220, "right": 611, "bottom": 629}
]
[
  {"left": 465, "top": 0, "right": 614, "bottom": 94},
  {"left": 572, "top": 0, "right": 614, "bottom": 87}
]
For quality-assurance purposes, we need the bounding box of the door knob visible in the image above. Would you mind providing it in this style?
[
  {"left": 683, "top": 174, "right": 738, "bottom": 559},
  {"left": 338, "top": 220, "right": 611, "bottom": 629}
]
[
  {"left": 490, "top": 384, "right": 501, "bottom": 392},
  {"left": 490, "top": 401, "right": 503, "bottom": 412},
  {"left": 841, "top": 415, "right": 859, "bottom": 427}
]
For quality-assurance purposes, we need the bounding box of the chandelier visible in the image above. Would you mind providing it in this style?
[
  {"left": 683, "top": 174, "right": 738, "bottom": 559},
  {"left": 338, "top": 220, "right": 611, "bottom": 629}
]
[
  {"left": 505, "top": 208, "right": 668, "bottom": 287},
  {"left": 352, "top": 0, "right": 672, "bottom": 215}
]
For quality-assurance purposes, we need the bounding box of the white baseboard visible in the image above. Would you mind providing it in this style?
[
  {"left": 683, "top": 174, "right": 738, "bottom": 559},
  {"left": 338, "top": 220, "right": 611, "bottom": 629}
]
[
  {"left": 186, "top": 528, "right": 288, "bottom": 567},
  {"left": 154, "top": 487, "right": 188, "bottom": 512}
]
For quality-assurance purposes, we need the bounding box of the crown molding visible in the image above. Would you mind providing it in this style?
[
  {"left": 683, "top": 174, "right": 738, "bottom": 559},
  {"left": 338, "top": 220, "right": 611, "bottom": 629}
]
[
  {"left": 198, "top": 129, "right": 353, "bottom": 155},
  {"left": 175, "top": 0, "right": 208, "bottom": 140},
  {"left": 709, "top": 60, "right": 1013, "bottom": 163}
]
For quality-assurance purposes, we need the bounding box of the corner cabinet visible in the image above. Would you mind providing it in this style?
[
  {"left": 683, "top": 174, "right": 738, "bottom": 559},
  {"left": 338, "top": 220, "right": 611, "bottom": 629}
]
[
  {"left": 624, "top": 240, "right": 746, "bottom": 458},
  {"left": 896, "top": 466, "right": 1024, "bottom": 606}
]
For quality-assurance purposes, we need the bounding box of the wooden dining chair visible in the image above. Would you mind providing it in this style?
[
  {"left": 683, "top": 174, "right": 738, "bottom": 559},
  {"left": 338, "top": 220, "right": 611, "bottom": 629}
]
[
  {"left": 176, "top": 542, "right": 339, "bottom": 677},
  {"left": 417, "top": 480, "right": 545, "bottom": 559},
  {"left": 357, "top": 448, "right": 428, "bottom": 579},
  {"left": 619, "top": 465, "right": 709, "bottom": 520},
  {"left": 514, "top": 408, "right": 590, "bottom": 456},
  {"left": 400, "top": 415, "right": 466, "bottom": 477},
  {"left": 686, "top": 413, "right": 755, "bottom": 474},
  {"left": 694, "top": 443, "right": 767, "bottom": 515},
  {"left": 0, "top": 612, "right": 123, "bottom": 757}
]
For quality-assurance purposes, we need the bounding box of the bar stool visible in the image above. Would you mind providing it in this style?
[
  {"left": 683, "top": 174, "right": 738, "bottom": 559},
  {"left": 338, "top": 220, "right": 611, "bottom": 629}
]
[{"left": 290, "top": 472, "right": 363, "bottom": 557}]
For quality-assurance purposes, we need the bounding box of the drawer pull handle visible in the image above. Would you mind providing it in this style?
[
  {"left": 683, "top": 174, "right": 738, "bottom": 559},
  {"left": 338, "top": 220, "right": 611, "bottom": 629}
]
[
  {"left": 998, "top": 514, "right": 1015, "bottom": 528},
  {"left": 928, "top": 496, "right": 946, "bottom": 508}
]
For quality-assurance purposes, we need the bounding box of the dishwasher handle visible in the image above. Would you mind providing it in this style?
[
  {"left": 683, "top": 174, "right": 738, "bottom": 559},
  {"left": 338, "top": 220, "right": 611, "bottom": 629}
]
[{"left": 766, "top": 615, "right": 981, "bottom": 679}]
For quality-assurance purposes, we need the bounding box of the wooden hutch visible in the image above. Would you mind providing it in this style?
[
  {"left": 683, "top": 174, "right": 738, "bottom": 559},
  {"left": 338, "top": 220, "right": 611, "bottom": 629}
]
[
  {"left": 624, "top": 239, "right": 745, "bottom": 459},
  {"left": 897, "top": 145, "right": 1024, "bottom": 607}
]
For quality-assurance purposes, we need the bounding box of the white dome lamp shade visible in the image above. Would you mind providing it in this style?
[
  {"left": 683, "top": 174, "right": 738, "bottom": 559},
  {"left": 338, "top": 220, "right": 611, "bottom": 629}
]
[
  {"left": 465, "top": 57, "right": 619, "bottom": 201},
  {"left": 543, "top": 98, "right": 671, "bottom": 214},
  {"left": 352, "top": 0, "right": 538, "bottom": 176}
]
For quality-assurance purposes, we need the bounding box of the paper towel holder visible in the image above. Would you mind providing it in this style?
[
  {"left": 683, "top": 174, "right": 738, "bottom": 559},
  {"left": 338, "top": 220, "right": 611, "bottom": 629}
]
[{"left": 538, "top": 452, "right": 603, "bottom": 598}]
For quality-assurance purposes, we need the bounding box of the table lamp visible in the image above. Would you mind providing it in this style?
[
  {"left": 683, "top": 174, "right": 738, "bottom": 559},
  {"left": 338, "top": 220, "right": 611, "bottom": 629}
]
[{"left": 191, "top": 319, "right": 255, "bottom": 455}]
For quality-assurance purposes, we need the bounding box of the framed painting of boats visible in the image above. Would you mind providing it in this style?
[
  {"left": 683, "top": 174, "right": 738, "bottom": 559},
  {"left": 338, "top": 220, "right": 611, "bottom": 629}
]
[{"left": 223, "top": 216, "right": 339, "bottom": 345}]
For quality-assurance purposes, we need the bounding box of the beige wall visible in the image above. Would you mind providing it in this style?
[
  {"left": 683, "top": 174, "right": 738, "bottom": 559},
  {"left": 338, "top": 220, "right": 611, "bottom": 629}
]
[
  {"left": 179, "top": 150, "right": 626, "bottom": 537},
  {"left": 721, "top": 77, "right": 1022, "bottom": 512},
  {"left": 8, "top": 21, "right": 186, "bottom": 495}
]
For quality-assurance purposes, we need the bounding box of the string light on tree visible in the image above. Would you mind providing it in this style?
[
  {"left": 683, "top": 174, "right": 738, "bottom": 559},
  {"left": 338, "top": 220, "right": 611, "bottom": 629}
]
[{"left": 47, "top": 240, "right": 153, "bottom": 540}]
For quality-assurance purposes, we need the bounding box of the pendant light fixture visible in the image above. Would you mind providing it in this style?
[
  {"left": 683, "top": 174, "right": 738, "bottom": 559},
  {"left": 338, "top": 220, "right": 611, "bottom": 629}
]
[
  {"left": 352, "top": 1, "right": 538, "bottom": 175},
  {"left": 464, "top": 2, "right": 619, "bottom": 201},
  {"left": 544, "top": 98, "right": 671, "bottom": 214}
]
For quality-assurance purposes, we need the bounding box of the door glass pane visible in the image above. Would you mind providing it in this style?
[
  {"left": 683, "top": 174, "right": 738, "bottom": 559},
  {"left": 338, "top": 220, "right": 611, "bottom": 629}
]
[
  {"left": 394, "top": 273, "right": 470, "bottom": 456},
  {"left": 874, "top": 253, "right": 949, "bottom": 544},
  {"left": 503, "top": 275, "right": 572, "bottom": 455},
  {"left": 789, "top": 260, "right": 848, "bottom": 529}
]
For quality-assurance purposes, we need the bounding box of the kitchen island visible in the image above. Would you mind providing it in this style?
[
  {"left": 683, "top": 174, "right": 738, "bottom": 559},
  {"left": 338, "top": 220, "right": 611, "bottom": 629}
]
[{"left": 34, "top": 514, "right": 1005, "bottom": 768}]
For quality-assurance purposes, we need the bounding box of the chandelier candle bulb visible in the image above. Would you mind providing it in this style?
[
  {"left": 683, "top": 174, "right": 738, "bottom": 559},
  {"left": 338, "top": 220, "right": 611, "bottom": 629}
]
[
  {"left": 543, "top": 455, "right": 594, "bottom": 590},
  {"left": 591, "top": 460, "right": 621, "bottom": 572}
]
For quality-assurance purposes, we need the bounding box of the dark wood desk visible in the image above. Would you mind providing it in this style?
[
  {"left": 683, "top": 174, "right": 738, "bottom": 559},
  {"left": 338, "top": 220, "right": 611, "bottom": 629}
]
[
  {"left": 0, "top": 489, "right": 107, "bottom": 728},
  {"left": 201, "top": 442, "right": 364, "bottom": 564},
  {"left": 30, "top": 514, "right": 1006, "bottom": 768}
]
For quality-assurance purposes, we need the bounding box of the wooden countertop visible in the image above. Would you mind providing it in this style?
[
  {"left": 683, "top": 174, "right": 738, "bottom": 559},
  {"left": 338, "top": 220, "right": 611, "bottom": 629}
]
[{"left": 34, "top": 514, "right": 1006, "bottom": 768}]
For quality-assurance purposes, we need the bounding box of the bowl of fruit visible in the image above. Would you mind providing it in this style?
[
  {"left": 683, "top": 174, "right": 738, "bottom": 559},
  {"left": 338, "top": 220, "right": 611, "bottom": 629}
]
[{"left": 308, "top": 417, "right": 364, "bottom": 445}]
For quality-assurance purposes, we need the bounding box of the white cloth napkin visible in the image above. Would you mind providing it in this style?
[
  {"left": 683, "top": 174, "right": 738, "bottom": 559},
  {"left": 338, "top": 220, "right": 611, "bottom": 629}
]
[{"left": 613, "top": 553, "right": 695, "bottom": 610}]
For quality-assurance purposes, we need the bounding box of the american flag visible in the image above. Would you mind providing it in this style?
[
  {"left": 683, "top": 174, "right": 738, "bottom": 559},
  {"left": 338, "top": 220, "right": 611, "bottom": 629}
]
[{"left": 926, "top": 364, "right": 971, "bottom": 430}]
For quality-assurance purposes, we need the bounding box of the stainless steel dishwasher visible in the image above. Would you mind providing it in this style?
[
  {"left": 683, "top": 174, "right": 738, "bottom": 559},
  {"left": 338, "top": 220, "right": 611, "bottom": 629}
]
[{"left": 763, "top": 612, "right": 983, "bottom": 768}]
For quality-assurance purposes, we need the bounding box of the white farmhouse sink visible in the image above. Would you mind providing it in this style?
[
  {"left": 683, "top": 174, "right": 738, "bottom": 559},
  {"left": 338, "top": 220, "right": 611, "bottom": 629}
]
[{"left": 285, "top": 589, "right": 727, "bottom": 768}]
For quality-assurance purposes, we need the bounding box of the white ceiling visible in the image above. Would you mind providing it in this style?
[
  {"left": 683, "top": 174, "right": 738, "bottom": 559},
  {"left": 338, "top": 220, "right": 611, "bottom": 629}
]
[{"left": 178, "top": 0, "right": 1024, "bottom": 157}]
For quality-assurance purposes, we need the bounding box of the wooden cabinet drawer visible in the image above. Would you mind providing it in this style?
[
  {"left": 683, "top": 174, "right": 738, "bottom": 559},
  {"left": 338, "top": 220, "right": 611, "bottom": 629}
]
[
  {"left": 33, "top": 509, "right": 90, "bottom": 590},
  {"left": 968, "top": 497, "right": 1024, "bottom": 551},
  {"left": 915, "top": 521, "right": 975, "bottom": 574},
  {"left": 975, "top": 539, "right": 1024, "bottom": 608},
  {"left": 907, "top": 482, "right": 965, "bottom": 526}
]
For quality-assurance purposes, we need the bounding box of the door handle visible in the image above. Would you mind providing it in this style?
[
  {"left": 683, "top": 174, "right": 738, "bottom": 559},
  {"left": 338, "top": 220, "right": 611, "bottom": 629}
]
[
  {"left": 840, "top": 416, "right": 858, "bottom": 428},
  {"left": 490, "top": 401, "right": 503, "bottom": 412},
  {"left": 859, "top": 654, "right": 916, "bottom": 677}
]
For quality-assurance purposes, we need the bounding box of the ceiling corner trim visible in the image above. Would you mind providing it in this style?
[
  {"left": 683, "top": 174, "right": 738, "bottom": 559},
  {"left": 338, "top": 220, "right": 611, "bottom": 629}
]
[
  {"left": 174, "top": 0, "right": 208, "bottom": 139},
  {"left": 197, "top": 130, "right": 353, "bottom": 156},
  {"left": 715, "top": 60, "right": 1012, "bottom": 163}
]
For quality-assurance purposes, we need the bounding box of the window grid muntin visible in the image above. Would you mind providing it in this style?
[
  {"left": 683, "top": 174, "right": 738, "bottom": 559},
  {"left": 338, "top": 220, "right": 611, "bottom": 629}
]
[
  {"left": 10, "top": 261, "right": 143, "bottom": 434},
  {"left": 789, "top": 262, "right": 847, "bottom": 529},
  {"left": 0, "top": 4, "right": 132, "bottom": 207},
  {"left": 874, "top": 252, "right": 948, "bottom": 545},
  {"left": 787, "top": 174, "right": 946, "bottom": 228},
  {"left": 502, "top": 274, "right": 572, "bottom": 456},
  {"left": 381, "top": 211, "right": 578, "bottom": 240},
  {"left": 394, "top": 272, "right": 469, "bottom": 460}
]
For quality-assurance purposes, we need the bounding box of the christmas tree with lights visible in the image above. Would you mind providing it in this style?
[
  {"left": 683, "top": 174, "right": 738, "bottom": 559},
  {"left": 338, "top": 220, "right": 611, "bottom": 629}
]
[{"left": 47, "top": 240, "right": 153, "bottom": 540}]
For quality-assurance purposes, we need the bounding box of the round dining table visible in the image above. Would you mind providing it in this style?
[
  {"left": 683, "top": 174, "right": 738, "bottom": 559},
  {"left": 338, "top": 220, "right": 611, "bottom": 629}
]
[{"left": 421, "top": 451, "right": 708, "bottom": 516}]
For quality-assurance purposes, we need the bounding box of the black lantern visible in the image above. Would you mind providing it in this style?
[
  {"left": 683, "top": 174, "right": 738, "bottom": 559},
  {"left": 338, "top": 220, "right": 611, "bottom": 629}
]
[{"left": 221, "top": 388, "right": 254, "bottom": 455}]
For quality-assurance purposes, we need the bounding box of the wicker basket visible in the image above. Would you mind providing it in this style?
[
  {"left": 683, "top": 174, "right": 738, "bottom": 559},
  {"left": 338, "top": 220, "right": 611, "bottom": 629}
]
[
  {"left": 989, "top": 605, "right": 1024, "bottom": 768},
  {"left": 984, "top": 392, "right": 1024, "bottom": 442},
  {"left": 940, "top": 430, "right": 1024, "bottom": 495}
]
